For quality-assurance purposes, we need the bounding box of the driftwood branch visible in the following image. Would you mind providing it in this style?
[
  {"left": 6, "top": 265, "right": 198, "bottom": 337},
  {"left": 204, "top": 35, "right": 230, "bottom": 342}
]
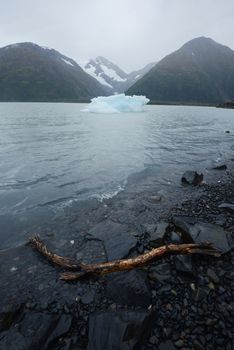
[{"left": 30, "top": 235, "right": 221, "bottom": 281}]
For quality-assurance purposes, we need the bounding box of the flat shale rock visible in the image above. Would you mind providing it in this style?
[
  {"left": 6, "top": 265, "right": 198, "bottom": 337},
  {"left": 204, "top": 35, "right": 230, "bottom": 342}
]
[
  {"left": 87, "top": 310, "right": 154, "bottom": 350},
  {"left": 150, "top": 221, "right": 169, "bottom": 242},
  {"left": 76, "top": 239, "right": 106, "bottom": 264},
  {"left": 88, "top": 220, "right": 137, "bottom": 260},
  {"left": 105, "top": 270, "right": 151, "bottom": 307},
  {"left": 212, "top": 164, "right": 227, "bottom": 170},
  {"left": 173, "top": 216, "right": 233, "bottom": 253},
  {"left": 0, "top": 312, "right": 72, "bottom": 350},
  {"left": 181, "top": 171, "right": 203, "bottom": 186}
]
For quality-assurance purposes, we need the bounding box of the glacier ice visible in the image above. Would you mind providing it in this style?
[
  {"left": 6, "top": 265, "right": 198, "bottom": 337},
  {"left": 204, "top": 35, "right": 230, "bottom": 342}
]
[{"left": 82, "top": 93, "right": 150, "bottom": 113}]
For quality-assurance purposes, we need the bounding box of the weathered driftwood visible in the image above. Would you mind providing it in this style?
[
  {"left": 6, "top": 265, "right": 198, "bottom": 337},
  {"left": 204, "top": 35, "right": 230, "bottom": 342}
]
[{"left": 30, "top": 235, "right": 221, "bottom": 281}]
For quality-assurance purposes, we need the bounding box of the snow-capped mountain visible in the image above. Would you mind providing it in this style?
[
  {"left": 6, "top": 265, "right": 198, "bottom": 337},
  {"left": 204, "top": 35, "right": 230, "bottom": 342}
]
[{"left": 81, "top": 56, "right": 156, "bottom": 93}]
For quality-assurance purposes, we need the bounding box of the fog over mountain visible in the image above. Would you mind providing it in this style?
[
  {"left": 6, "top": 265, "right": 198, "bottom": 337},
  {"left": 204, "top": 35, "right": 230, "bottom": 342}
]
[{"left": 0, "top": 0, "right": 234, "bottom": 71}]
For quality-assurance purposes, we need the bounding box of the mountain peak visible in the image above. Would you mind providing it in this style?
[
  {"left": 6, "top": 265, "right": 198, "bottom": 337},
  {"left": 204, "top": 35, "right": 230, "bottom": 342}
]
[
  {"left": 82, "top": 57, "right": 156, "bottom": 93},
  {"left": 181, "top": 36, "right": 232, "bottom": 53},
  {"left": 127, "top": 37, "right": 234, "bottom": 104}
]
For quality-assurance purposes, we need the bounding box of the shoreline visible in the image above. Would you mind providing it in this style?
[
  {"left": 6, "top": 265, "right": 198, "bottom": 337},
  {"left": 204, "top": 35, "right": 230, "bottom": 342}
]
[{"left": 0, "top": 160, "right": 233, "bottom": 349}]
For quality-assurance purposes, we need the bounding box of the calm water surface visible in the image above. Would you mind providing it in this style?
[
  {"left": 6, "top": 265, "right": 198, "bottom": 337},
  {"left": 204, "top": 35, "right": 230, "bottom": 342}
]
[{"left": 0, "top": 103, "right": 233, "bottom": 248}]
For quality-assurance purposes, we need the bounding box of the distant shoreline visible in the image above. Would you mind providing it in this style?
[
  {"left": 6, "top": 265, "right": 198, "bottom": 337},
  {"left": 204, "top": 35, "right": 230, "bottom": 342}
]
[{"left": 0, "top": 100, "right": 220, "bottom": 107}]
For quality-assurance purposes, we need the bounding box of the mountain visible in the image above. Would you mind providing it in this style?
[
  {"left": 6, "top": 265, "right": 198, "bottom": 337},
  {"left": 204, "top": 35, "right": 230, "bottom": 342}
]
[
  {"left": 127, "top": 37, "right": 234, "bottom": 105},
  {"left": 0, "top": 42, "right": 107, "bottom": 102},
  {"left": 81, "top": 56, "right": 155, "bottom": 93}
]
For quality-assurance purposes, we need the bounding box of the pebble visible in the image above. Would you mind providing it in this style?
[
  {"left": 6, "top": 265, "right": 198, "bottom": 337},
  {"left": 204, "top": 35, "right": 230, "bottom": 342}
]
[
  {"left": 206, "top": 319, "right": 217, "bottom": 326},
  {"left": 208, "top": 282, "right": 215, "bottom": 290},
  {"left": 174, "top": 339, "right": 184, "bottom": 347},
  {"left": 206, "top": 268, "right": 219, "bottom": 283},
  {"left": 149, "top": 335, "right": 158, "bottom": 345}
]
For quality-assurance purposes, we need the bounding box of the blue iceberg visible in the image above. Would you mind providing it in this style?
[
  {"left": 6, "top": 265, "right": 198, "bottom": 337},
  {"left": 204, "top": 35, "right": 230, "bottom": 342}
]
[{"left": 82, "top": 93, "right": 150, "bottom": 113}]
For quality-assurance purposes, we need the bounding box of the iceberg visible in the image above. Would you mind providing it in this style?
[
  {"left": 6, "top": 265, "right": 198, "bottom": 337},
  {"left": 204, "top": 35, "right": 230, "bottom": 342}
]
[{"left": 82, "top": 93, "right": 150, "bottom": 113}]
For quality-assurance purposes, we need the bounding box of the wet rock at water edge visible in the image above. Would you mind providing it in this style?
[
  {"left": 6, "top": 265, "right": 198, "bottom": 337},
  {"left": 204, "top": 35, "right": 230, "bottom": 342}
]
[
  {"left": 218, "top": 203, "right": 234, "bottom": 213},
  {"left": 173, "top": 216, "right": 234, "bottom": 253},
  {"left": 212, "top": 164, "right": 227, "bottom": 170},
  {"left": 87, "top": 310, "right": 155, "bottom": 350},
  {"left": 88, "top": 220, "right": 137, "bottom": 260},
  {"left": 148, "top": 195, "right": 162, "bottom": 203},
  {"left": 181, "top": 171, "right": 204, "bottom": 186},
  {"left": 105, "top": 270, "right": 151, "bottom": 307}
]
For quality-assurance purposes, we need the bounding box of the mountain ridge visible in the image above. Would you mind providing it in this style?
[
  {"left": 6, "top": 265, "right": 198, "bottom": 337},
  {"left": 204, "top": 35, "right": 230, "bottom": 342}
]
[
  {"left": 127, "top": 37, "right": 234, "bottom": 105},
  {"left": 0, "top": 42, "right": 107, "bottom": 102}
]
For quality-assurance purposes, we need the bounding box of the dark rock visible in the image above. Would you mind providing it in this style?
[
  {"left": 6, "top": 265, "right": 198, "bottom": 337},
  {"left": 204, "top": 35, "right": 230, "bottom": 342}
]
[
  {"left": 149, "top": 221, "right": 169, "bottom": 243},
  {"left": 0, "top": 330, "right": 29, "bottom": 350},
  {"left": 0, "top": 302, "right": 24, "bottom": 331},
  {"left": 159, "top": 340, "right": 177, "bottom": 350},
  {"left": 87, "top": 310, "right": 155, "bottom": 350},
  {"left": 141, "top": 223, "right": 158, "bottom": 237},
  {"left": 212, "top": 164, "right": 227, "bottom": 170},
  {"left": 149, "top": 335, "right": 158, "bottom": 345},
  {"left": 173, "top": 216, "right": 234, "bottom": 253},
  {"left": 174, "top": 255, "right": 194, "bottom": 275},
  {"left": 181, "top": 171, "right": 203, "bottom": 186},
  {"left": 0, "top": 311, "right": 72, "bottom": 350},
  {"left": 206, "top": 319, "right": 217, "bottom": 326},
  {"left": 206, "top": 268, "right": 219, "bottom": 283},
  {"left": 218, "top": 203, "right": 234, "bottom": 213},
  {"left": 148, "top": 263, "right": 172, "bottom": 282},
  {"left": 195, "top": 288, "right": 209, "bottom": 302},
  {"left": 214, "top": 214, "right": 226, "bottom": 226},
  {"left": 157, "top": 284, "right": 172, "bottom": 294},
  {"left": 106, "top": 270, "right": 151, "bottom": 307},
  {"left": 81, "top": 290, "right": 96, "bottom": 305},
  {"left": 88, "top": 220, "right": 137, "bottom": 260},
  {"left": 174, "top": 339, "right": 184, "bottom": 347},
  {"left": 148, "top": 195, "right": 162, "bottom": 203},
  {"left": 225, "top": 130, "right": 230, "bottom": 133},
  {"left": 193, "top": 340, "right": 204, "bottom": 350},
  {"left": 169, "top": 231, "right": 182, "bottom": 243},
  {"left": 76, "top": 239, "right": 106, "bottom": 264}
]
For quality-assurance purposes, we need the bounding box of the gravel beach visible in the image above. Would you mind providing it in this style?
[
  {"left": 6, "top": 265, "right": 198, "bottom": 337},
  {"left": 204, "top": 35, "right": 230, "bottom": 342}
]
[{"left": 0, "top": 161, "right": 233, "bottom": 350}]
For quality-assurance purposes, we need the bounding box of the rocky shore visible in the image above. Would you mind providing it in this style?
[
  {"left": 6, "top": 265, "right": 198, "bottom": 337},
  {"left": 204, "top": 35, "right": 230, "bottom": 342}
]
[{"left": 0, "top": 161, "right": 234, "bottom": 350}]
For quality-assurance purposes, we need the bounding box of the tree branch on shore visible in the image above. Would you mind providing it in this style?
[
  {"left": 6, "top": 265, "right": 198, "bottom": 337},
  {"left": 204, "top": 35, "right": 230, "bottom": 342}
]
[{"left": 30, "top": 235, "right": 221, "bottom": 281}]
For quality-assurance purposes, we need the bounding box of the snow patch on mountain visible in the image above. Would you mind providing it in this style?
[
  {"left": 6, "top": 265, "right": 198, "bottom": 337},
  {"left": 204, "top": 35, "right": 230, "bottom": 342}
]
[
  {"left": 84, "top": 64, "right": 113, "bottom": 88},
  {"left": 81, "top": 57, "right": 156, "bottom": 93},
  {"left": 61, "top": 58, "right": 74, "bottom": 66},
  {"left": 100, "top": 64, "right": 127, "bottom": 82}
]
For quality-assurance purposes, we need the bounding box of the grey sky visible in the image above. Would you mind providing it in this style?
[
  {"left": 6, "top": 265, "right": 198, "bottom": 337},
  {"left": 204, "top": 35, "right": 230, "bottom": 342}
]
[{"left": 0, "top": 0, "right": 234, "bottom": 71}]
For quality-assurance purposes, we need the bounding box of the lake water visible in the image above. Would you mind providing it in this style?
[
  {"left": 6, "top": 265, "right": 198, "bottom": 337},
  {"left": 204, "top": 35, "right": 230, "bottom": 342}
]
[{"left": 0, "top": 103, "right": 233, "bottom": 248}]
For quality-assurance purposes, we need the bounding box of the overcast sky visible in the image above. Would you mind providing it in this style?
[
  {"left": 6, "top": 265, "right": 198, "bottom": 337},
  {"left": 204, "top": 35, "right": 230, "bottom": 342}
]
[{"left": 0, "top": 0, "right": 234, "bottom": 71}]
